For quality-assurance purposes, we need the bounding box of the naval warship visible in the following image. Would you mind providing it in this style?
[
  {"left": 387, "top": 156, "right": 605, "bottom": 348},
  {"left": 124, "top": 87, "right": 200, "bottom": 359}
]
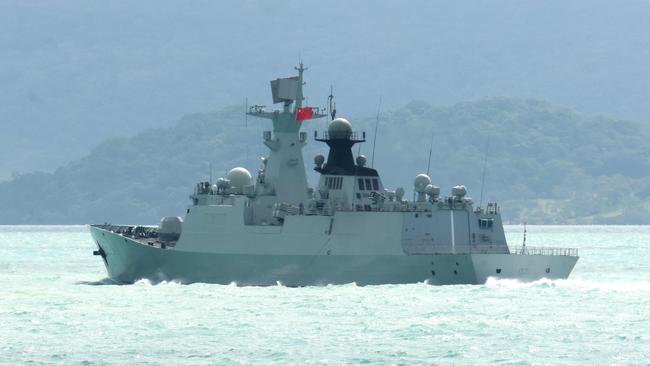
[{"left": 90, "top": 64, "right": 579, "bottom": 285}]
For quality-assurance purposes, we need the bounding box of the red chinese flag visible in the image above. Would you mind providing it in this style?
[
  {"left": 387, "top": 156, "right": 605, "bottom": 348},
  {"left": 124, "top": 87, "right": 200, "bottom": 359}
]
[{"left": 296, "top": 107, "right": 314, "bottom": 121}]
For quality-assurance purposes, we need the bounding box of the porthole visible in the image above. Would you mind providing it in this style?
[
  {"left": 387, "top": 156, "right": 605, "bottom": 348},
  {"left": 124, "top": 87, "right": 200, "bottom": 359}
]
[
  {"left": 496, "top": 268, "right": 502, "bottom": 274},
  {"left": 546, "top": 268, "right": 550, "bottom": 274},
  {"left": 453, "top": 270, "right": 458, "bottom": 275},
  {"left": 431, "top": 270, "right": 436, "bottom": 276}
]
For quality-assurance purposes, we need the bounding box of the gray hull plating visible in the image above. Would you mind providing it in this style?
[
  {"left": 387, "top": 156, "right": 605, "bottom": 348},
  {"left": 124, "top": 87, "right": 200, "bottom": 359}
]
[{"left": 91, "top": 226, "right": 578, "bottom": 286}]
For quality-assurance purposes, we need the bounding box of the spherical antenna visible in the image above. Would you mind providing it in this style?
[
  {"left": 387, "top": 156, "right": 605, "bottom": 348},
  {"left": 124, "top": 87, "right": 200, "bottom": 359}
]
[
  {"left": 414, "top": 174, "right": 432, "bottom": 193},
  {"left": 314, "top": 154, "right": 325, "bottom": 167},
  {"left": 227, "top": 167, "right": 252, "bottom": 192},
  {"left": 328, "top": 118, "right": 353, "bottom": 139},
  {"left": 356, "top": 155, "right": 367, "bottom": 167},
  {"left": 425, "top": 184, "right": 440, "bottom": 198},
  {"left": 451, "top": 185, "right": 467, "bottom": 198}
]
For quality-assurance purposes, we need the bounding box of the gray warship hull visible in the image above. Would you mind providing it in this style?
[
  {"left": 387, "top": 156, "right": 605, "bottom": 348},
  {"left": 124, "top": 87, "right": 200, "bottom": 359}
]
[
  {"left": 90, "top": 64, "right": 579, "bottom": 285},
  {"left": 90, "top": 225, "right": 578, "bottom": 286}
]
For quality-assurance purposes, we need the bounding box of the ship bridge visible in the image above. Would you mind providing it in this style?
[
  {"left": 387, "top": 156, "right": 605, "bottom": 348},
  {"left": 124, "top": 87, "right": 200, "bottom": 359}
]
[{"left": 313, "top": 117, "right": 385, "bottom": 211}]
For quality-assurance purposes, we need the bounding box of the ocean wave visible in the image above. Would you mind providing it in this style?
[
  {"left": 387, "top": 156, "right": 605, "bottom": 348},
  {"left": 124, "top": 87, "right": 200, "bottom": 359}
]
[
  {"left": 132, "top": 278, "right": 186, "bottom": 286},
  {"left": 484, "top": 277, "right": 650, "bottom": 292},
  {"left": 75, "top": 278, "right": 121, "bottom": 286}
]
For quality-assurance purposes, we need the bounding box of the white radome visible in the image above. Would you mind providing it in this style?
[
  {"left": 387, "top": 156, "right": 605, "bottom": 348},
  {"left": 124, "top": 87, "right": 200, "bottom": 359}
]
[
  {"left": 414, "top": 174, "right": 432, "bottom": 193},
  {"left": 452, "top": 185, "right": 467, "bottom": 198},
  {"left": 227, "top": 167, "right": 252, "bottom": 190},
  {"left": 356, "top": 155, "right": 367, "bottom": 167},
  {"left": 328, "top": 118, "right": 353, "bottom": 137},
  {"left": 425, "top": 184, "right": 440, "bottom": 197},
  {"left": 314, "top": 154, "right": 325, "bottom": 166}
]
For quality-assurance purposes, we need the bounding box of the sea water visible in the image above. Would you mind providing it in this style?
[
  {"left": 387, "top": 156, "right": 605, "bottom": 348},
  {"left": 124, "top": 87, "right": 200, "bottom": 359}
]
[{"left": 0, "top": 225, "right": 649, "bottom": 365}]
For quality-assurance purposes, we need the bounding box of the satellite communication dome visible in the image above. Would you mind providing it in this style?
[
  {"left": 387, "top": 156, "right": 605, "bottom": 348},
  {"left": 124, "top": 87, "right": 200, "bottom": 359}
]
[
  {"left": 356, "top": 155, "right": 367, "bottom": 167},
  {"left": 159, "top": 216, "right": 183, "bottom": 242},
  {"left": 414, "top": 174, "right": 432, "bottom": 193},
  {"left": 328, "top": 118, "right": 353, "bottom": 138},
  {"left": 314, "top": 154, "right": 325, "bottom": 166},
  {"left": 425, "top": 184, "right": 440, "bottom": 197},
  {"left": 227, "top": 167, "right": 252, "bottom": 191},
  {"left": 452, "top": 185, "right": 467, "bottom": 198}
]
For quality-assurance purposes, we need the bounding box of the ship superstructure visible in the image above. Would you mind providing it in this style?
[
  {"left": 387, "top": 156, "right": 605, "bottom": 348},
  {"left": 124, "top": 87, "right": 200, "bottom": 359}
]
[{"left": 90, "top": 64, "right": 578, "bottom": 285}]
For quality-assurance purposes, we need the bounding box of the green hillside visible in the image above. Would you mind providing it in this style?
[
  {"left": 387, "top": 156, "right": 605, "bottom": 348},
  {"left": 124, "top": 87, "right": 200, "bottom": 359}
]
[
  {"left": 1, "top": 98, "right": 649, "bottom": 224},
  {"left": 3, "top": 0, "right": 650, "bottom": 179}
]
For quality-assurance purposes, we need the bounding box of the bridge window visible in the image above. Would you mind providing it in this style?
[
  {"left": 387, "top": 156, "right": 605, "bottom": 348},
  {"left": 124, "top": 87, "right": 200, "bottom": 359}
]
[
  {"left": 325, "top": 177, "right": 343, "bottom": 190},
  {"left": 356, "top": 177, "right": 379, "bottom": 191},
  {"left": 479, "top": 218, "right": 494, "bottom": 229}
]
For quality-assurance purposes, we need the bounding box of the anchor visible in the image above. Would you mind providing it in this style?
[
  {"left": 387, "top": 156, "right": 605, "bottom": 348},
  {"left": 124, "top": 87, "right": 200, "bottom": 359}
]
[{"left": 93, "top": 244, "right": 108, "bottom": 266}]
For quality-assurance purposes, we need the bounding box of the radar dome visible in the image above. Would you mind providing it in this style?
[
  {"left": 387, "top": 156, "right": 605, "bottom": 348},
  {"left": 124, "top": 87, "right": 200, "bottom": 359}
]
[
  {"left": 452, "top": 185, "right": 467, "bottom": 198},
  {"left": 159, "top": 216, "right": 182, "bottom": 243},
  {"left": 425, "top": 184, "right": 440, "bottom": 197},
  {"left": 414, "top": 174, "right": 432, "bottom": 193},
  {"left": 314, "top": 154, "right": 325, "bottom": 167},
  {"left": 356, "top": 155, "right": 367, "bottom": 167},
  {"left": 328, "top": 118, "right": 352, "bottom": 138},
  {"left": 227, "top": 167, "right": 252, "bottom": 192}
]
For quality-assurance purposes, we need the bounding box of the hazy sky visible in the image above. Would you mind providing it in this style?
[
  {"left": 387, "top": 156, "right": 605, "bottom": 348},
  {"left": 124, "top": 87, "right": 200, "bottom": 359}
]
[{"left": 1, "top": 0, "right": 649, "bottom": 179}]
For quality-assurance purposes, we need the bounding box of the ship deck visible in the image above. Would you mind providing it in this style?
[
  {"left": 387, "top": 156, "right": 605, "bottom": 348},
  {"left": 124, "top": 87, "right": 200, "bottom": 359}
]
[
  {"left": 90, "top": 224, "right": 174, "bottom": 249},
  {"left": 90, "top": 224, "right": 577, "bottom": 257}
]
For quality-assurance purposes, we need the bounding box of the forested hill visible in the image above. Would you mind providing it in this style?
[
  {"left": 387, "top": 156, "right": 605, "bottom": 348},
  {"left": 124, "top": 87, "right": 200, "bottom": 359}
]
[
  {"left": 1, "top": 98, "right": 649, "bottom": 224},
  {"left": 3, "top": 0, "right": 650, "bottom": 180}
]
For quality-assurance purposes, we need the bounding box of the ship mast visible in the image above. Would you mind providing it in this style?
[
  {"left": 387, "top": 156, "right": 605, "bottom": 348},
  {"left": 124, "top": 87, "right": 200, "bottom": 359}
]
[
  {"left": 246, "top": 63, "right": 325, "bottom": 205},
  {"left": 294, "top": 62, "right": 305, "bottom": 110}
]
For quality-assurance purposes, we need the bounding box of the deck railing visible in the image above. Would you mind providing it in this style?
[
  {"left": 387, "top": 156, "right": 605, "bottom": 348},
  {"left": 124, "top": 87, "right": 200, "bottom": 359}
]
[
  {"left": 315, "top": 131, "right": 365, "bottom": 141},
  {"left": 509, "top": 246, "right": 578, "bottom": 257}
]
